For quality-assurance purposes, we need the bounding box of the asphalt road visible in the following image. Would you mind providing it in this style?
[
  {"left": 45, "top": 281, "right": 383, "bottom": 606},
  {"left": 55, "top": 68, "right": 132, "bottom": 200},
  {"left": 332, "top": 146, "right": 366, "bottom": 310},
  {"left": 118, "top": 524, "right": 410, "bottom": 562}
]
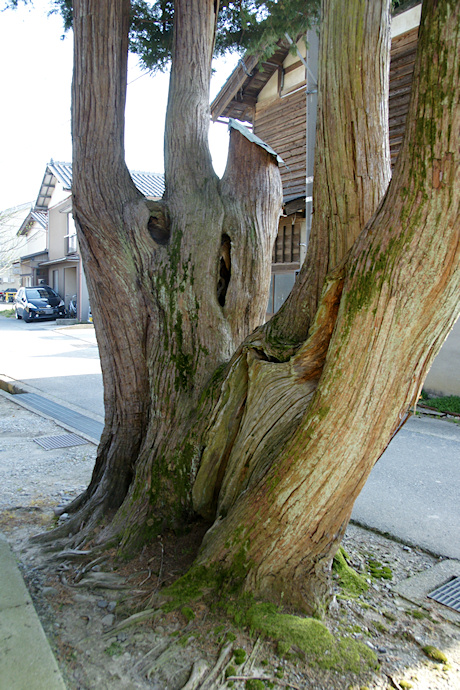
[
  {"left": 0, "top": 306, "right": 103, "bottom": 417},
  {"left": 352, "top": 415, "right": 460, "bottom": 560},
  {"left": 0, "top": 306, "right": 458, "bottom": 559}
]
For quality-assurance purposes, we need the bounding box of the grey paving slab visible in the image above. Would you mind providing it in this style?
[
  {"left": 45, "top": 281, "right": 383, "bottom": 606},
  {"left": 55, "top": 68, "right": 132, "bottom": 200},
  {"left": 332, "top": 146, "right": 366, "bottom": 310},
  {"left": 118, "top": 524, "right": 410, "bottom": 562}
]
[
  {"left": 394, "top": 559, "right": 460, "bottom": 625},
  {"left": 0, "top": 535, "right": 66, "bottom": 690}
]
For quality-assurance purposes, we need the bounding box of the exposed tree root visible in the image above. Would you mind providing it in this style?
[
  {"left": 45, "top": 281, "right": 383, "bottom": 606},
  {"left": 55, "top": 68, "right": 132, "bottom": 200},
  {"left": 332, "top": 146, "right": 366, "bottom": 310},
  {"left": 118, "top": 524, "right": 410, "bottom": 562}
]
[
  {"left": 199, "top": 643, "right": 233, "bottom": 690},
  {"left": 181, "top": 659, "right": 209, "bottom": 690}
]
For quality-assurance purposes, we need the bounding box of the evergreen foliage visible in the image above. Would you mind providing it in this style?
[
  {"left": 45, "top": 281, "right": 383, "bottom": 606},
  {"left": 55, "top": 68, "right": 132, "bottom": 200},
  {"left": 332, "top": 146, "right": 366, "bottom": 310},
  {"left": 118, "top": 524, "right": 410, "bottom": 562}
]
[{"left": 12, "top": 0, "right": 320, "bottom": 71}]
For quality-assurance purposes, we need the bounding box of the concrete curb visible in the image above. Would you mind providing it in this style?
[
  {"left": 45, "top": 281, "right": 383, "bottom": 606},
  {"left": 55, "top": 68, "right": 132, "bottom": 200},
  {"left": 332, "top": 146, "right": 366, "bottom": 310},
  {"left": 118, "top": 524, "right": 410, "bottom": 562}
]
[{"left": 0, "top": 534, "right": 67, "bottom": 689}]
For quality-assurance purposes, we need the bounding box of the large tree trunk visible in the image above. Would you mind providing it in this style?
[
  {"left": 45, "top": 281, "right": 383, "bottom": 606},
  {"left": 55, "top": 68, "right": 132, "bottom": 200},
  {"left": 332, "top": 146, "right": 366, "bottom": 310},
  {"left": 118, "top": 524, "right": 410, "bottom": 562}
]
[
  {"left": 195, "top": 0, "right": 460, "bottom": 614},
  {"left": 50, "top": 0, "right": 282, "bottom": 550},
  {"left": 269, "top": 0, "right": 392, "bottom": 348},
  {"left": 44, "top": 0, "right": 460, "bottom": 619}
]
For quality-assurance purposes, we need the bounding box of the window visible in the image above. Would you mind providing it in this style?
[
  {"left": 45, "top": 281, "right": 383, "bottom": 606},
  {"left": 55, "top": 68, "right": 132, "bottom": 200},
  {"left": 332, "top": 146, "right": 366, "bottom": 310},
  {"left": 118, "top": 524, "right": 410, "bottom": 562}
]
[
  {"left": 267, "top": 271, "right": 296, "bottom": 317},
  {"left": 67, "top": 233, "right": 77, "bottom": 254},
  {"left": 65, "top": 213, "right": 77, "bottom": 254},
  {"left": 272, "top": 218, "right": 301, "bottom": 264}
]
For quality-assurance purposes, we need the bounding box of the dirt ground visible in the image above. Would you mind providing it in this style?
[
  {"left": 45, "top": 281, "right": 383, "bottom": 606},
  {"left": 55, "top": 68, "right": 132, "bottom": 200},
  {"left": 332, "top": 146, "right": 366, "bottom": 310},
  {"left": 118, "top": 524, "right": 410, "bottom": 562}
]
[{"left": 1, "top": 395, "right": 459, "bottom": 690}]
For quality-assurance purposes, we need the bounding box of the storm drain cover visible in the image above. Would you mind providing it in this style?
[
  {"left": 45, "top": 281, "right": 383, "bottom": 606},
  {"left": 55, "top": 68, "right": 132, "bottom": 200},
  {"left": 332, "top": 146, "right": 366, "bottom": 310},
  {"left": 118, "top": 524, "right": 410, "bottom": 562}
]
[
  {"left": 34, "top": 433, "right": 88, "bottom": 450},
  {"left": 427, "top": 576, "right": 460, "bottom": 613}
]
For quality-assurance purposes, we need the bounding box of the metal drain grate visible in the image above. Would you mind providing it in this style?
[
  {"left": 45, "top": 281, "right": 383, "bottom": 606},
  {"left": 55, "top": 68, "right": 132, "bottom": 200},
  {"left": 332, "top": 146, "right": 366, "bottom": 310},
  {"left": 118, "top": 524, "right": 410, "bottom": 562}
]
[
  {"left": 34, "top": 433, "right": 88, "bottom": 450},
  {"left": 427, "top": 576, "right": 460, "bottom": 613}
]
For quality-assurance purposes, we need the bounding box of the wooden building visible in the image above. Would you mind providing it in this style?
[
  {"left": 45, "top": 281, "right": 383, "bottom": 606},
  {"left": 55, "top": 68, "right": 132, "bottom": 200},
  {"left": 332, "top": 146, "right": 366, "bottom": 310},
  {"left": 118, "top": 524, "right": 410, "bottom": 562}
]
[{"left": 211, "top": 4, "right": 421, "bottom": 316}]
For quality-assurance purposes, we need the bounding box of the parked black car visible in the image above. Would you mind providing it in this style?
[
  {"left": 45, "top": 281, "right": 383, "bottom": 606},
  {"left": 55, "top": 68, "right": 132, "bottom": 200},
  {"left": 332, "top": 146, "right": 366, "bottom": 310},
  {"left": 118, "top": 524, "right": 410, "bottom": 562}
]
[{"left": 14, "top": 286, "right": 66, "bottom": 323}]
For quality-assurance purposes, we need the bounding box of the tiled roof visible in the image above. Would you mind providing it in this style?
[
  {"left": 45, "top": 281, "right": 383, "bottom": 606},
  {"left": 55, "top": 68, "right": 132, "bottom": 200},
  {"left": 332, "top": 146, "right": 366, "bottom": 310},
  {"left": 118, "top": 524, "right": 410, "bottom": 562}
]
[
  {"left": 17, "top": 209, "right": 48, "bottom": 236},
  {"left": 48, "top": 161, "right": 73, "bottom": 190},
  {"left": 129, "top": 169, "right": 165, "bottom": 198},
  {"left": 38, "top": 161, "right": 164, "bottom": 207}
]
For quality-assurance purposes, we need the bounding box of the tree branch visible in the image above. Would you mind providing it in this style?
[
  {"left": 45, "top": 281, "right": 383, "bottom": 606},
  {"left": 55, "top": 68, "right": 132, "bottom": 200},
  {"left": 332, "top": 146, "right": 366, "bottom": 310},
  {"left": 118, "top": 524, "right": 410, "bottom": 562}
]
[{"left": 267, "top": 0, "right": 392, "bottom": 346}]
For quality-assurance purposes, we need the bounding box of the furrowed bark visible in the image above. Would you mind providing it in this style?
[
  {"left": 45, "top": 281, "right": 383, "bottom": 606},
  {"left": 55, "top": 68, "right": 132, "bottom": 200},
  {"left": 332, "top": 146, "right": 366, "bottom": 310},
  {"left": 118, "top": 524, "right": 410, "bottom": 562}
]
[
  {"left": 266, "top": 0, "right": 392, "bottom": 350},
  {"left": 196, "top": 0, "right": 460, "bottom": 614},
  {"left": 42, "top": 0, "right": 282, "bottom": 549}
]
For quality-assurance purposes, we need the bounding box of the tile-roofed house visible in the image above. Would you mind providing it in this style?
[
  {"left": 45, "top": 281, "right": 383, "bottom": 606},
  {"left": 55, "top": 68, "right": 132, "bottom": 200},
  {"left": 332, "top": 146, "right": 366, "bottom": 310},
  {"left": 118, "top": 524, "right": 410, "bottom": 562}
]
[
  {"left": 130, "top": 169, "right": 165, "bottom": 198},
  {"left": 36, "top": 161, "right": 164, "bottom": 210},
  {"left": 15, "top": 161, "right": 164, "bottom": 321}
]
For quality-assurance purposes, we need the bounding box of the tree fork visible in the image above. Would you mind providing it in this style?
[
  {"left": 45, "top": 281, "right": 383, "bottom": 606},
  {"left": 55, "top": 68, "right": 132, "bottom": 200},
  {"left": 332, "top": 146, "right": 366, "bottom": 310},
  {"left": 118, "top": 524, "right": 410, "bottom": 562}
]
[
  {"left": 194, "top": 0, "right": 460, "bottom": 613},
  {"left": 46, "top": 0, "right": 283, "bottom": 552},
  {"left": 265, "top": 0, "right": 392, "bottom": 350}
]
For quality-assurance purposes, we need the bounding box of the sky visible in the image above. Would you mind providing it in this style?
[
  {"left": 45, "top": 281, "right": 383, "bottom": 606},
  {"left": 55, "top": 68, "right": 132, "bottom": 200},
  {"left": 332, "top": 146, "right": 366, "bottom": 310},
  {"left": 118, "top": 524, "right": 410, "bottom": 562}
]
[{"left": 0, "top": 0, "right": 237, "bottom": 212}]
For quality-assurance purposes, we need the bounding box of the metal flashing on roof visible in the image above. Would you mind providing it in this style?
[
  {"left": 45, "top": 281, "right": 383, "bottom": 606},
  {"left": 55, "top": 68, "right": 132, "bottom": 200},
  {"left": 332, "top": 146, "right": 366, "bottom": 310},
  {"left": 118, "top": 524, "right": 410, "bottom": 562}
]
[
  {"left": 39, "top": 256, "right": 79, "bottom": 267},
  {"left": 229, "top": 119, "right": 284, "bottom": 165}
]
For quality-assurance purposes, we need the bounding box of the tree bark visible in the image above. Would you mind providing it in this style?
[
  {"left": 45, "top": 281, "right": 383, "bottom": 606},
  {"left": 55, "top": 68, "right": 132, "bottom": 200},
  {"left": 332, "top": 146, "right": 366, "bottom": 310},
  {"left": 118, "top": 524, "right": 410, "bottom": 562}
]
[
  {"left": 43, "top": 0, "right": 459, "bottom": 620},
  {"left": 47, "top": 0, "right": 282, "bottom": 550},
  {"left": 195, "top": 0, "right": 460, "bottom": 614},
  {"left": 265, "top": 0, "right": 392, "bottom": 352}
]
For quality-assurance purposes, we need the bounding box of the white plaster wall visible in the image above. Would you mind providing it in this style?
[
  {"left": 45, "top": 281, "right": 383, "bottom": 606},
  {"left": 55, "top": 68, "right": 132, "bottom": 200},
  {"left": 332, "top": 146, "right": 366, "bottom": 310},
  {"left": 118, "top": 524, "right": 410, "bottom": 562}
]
[
  {"left": 258, "top": 38, "right": 306, "bottom": 104},
  {"left": 24, "top": 222, "right": 47, "bottom": 255}
]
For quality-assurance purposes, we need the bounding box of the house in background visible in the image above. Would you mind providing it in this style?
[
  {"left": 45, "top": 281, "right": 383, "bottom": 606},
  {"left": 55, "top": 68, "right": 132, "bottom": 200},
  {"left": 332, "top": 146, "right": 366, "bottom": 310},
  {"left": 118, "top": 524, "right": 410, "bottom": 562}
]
[
  {"left": 212, "top": 31, "right": 318, "bottom": 316},
  {"left": 212, "top": 4, "right": 421, "bottom": 316},
  {"left": 211, "top": 3, "right": 460, "bottom": 396},
  {"left": 0, "top": 202, "right": 30, "bottom": 295},
  {"left": 15, "top": 161, "right": 164, "bottom": 322}
]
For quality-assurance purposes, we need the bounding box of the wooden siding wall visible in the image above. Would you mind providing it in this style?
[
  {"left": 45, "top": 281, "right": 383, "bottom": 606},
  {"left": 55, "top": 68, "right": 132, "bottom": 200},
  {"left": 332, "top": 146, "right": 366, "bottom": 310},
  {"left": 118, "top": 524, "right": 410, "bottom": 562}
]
[
  {"left": 254, "top": 88, "right": 307, "bottom": 202},
  {"left": 253, "top": 26, "right": 419, "bottom": 272},
  {"left": 389, "top": 26, "right": 419, "bottom": 167},
  {"left": 254, "top": 26, "right": 419, "bottom": 208}
]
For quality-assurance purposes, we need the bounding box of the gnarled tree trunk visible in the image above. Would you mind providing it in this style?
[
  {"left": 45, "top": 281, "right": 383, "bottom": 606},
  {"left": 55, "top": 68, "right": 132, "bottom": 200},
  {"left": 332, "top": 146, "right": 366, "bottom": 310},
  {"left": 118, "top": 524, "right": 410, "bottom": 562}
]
[
  {"left": 195, "top": 0, "right": 460, "bottom": 613},
  {"left": 51, "top": 0, "right": 282, "bottom": 551},
  {"left": 44, "top": 0, "right": 459, "bottom": 617}
]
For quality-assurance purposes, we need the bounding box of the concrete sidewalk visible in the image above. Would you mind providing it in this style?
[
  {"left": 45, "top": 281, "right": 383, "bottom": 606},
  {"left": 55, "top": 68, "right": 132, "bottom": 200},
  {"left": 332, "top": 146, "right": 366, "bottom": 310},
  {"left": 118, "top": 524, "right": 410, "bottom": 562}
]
[{"left": 0, "top": 534, "right": 66, "bottom": 689}]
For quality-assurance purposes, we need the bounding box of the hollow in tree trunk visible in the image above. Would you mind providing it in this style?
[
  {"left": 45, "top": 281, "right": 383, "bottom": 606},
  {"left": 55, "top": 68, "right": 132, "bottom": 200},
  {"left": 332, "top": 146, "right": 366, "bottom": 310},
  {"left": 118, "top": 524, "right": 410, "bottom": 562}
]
[{"left": 44, "top": 0, "right": 460, "bottom": 615}]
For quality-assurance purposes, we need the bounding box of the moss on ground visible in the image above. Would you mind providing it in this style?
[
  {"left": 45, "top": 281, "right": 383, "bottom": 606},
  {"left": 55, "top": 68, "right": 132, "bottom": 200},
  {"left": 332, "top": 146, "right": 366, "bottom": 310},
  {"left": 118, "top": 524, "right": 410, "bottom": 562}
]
[
  {"left": 367, "top": 558, "right": 392, "bottom": 580},
  {"left": 422, "top": 645, "right": 448, "bottom": 663},
  {"left": 160, "top": 551, "right": 378, "bottom": 674},
  {"left": 235, "top": 601, "right": 377, "bottom": 673},
  {"left": 333, "top": 547, "right": 369, "bottom": 597}
]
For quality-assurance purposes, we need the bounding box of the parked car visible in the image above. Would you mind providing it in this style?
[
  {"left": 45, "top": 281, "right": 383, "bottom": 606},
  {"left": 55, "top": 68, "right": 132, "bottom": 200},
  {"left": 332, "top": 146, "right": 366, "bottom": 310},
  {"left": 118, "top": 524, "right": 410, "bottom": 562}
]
[
  {"left": 5, "top": 289, "right": 17, "bottom": 303},
  {"left": 14, "top": 286, "right": 66, "bottom": 323}
]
